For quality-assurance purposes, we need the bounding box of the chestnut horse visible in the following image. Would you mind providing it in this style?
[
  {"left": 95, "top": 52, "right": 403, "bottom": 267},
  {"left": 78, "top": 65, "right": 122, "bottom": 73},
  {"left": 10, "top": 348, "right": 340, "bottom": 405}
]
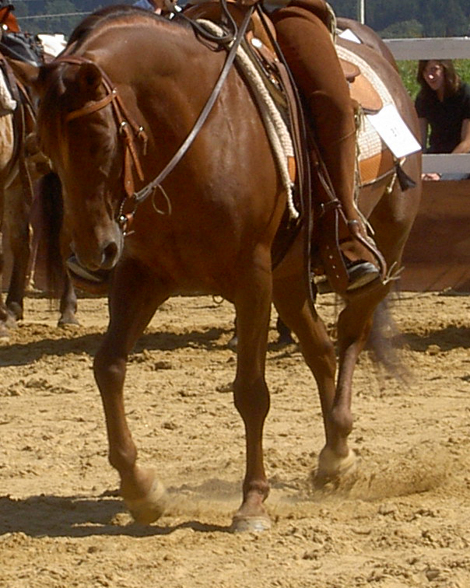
[
  {"left": 18, "top": 7, "right": 421, "bottom": 530},
  {"left": 0, "top": 64, "right": 67, "bottom": 335},
  {"left": 0, "top": 97, "right": 30, "bottom": 334}
]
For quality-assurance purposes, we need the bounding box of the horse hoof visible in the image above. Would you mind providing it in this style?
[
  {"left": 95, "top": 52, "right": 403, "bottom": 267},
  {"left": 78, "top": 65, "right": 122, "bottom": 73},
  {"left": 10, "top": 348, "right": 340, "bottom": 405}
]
[
  {"left": 314, "top": 447, "right": 358, "bottom": 487},
  {"left": 230, "top": 515, "right": 272, "bottom": 533},
  {"left": 58, "top": 316, "right": 80, "bottom": 328},
  {"left": 7, "top": 303, "right": 23, "bottom": 322},
  {"left": 124, "top": 479, "right": 168, "bottom": 524}
]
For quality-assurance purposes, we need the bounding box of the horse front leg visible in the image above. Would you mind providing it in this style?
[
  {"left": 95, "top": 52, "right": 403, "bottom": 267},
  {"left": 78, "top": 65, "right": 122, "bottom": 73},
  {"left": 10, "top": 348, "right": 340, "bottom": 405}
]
[
  {"left": 93, "top": 264, "right": 170, "bottom": 524},
  {"left": 272, "top": 268, "right": 356, "bottom": 485},
  {"left": 58, "top": 270, "right": 79, "bottom": 326},
  {"left": 230, "top": 253, "right": 273, "bottom": 532}
]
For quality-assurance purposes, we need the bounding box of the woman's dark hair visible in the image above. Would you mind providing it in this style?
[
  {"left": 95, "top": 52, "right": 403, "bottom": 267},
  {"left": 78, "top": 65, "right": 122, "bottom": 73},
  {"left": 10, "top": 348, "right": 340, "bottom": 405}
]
[{"left": 417, "top": 59, "right": 462, "bottom": 100}]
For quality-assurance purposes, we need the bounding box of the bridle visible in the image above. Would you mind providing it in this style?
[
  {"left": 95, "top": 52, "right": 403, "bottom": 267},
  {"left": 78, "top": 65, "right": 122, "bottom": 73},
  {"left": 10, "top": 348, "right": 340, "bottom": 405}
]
[
  {"left": 54, "top": 55, "right": 148, "bottom": 232},
  {"left": 52, "top": 5, "right": 254, "bottom": 235}
]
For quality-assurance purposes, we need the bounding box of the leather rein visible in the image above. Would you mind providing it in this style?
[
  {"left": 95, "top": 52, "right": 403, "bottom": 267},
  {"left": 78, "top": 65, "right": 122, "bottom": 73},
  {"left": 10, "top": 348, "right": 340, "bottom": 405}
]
[{"left": 53, "top": 5, "right": 254, "bottom": 235}]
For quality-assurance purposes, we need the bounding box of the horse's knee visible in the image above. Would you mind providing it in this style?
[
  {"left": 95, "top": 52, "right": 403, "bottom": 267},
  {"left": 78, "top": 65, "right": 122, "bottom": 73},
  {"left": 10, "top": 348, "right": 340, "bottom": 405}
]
[
  {"left": 233, "top": 377, "right": 270, "bottom": 422},
  {"left": 302, "top": 336, "right": 336, "bottom": 375},
  {"left": 93, "top": 347, "right": 126, "bottom": 391}
]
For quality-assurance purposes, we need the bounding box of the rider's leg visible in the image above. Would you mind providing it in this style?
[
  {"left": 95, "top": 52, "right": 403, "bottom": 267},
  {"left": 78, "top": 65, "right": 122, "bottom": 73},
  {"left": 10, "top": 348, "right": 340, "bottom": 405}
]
[{"left": 272, "top": 0, "right": 384, "bottom": 294}]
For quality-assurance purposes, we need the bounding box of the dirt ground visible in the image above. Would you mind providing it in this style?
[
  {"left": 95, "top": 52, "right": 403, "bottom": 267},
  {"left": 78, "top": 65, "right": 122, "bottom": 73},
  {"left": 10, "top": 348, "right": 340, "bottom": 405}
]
[{"left": 1, "top": 290, "right": 469, "bottom": 588}]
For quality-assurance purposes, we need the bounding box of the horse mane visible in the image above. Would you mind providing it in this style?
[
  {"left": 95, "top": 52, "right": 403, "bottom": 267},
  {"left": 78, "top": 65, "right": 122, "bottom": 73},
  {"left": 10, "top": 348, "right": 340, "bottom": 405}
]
[{"left": 67, "top": 4, "right": 171, "bottom": 51}]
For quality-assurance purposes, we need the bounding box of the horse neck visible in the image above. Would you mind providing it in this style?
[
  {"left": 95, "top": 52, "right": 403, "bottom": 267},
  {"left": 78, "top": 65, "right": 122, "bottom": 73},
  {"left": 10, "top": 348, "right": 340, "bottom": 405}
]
[
  {"left": 72, "top": 22, "right": 223, "bottom": 135},
  {"left": 72, "top": 19, "right": 199, "bottom": 79}
]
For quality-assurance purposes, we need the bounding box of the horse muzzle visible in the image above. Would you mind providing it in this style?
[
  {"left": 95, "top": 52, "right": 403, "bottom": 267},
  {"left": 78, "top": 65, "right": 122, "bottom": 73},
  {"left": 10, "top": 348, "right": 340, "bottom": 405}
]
[{"left": 71, "top": 222, "right": 124, "bottom": 272}]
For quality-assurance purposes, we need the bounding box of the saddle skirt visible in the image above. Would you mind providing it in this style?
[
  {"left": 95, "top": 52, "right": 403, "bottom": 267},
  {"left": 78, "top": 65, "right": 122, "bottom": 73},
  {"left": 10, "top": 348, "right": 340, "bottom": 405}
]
[{"left": 336, "top": 43, "right": 397, "bottom": 188}]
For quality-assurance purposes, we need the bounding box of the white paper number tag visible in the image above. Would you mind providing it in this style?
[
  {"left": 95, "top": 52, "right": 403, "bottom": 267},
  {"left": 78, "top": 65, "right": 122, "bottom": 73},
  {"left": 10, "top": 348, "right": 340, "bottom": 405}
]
[
  {"left": 339, "top": 29, "right": 362, "bottom": 44},
  {"left": 366, "top": 104, "right": 422, "bottom": 159}
]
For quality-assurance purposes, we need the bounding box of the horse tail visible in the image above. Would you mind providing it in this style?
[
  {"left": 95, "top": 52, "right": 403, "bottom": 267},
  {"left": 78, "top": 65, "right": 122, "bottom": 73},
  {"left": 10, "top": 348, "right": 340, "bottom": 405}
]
[
  {"left": 366, "top": 295, "right": 410, "bottom": 383},
  {"left": 34, "top": 171, "right": 66, "bottom": 299}
]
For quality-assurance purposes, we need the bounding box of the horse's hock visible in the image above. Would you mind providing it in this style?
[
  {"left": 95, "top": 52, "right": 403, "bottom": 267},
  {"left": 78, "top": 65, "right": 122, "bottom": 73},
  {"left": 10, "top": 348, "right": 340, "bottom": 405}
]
[{"left": 401, "top": 179, "right": 470, "bottom": 293}]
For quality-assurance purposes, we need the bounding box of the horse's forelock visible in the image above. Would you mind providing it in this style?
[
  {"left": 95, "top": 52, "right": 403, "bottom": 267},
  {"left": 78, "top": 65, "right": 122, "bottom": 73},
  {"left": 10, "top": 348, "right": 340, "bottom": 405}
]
[
  {"left": 36, "top": 8, "right": 188, "bottom": 170},
  {"left": 37, "top": 64, "right": 69, "bottom": 162}
]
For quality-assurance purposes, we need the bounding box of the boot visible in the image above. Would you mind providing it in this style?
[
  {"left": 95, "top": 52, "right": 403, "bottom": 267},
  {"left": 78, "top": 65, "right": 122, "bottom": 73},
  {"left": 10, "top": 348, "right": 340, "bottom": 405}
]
[
  {"left": 314, "top": 186, "right": 386, "bottom": 295},
  {"left": 308, "top": 113, "right": 386, "bottom": 296},
  {"left": 270, "top": 0, "right": 386, "bottom": 295}
]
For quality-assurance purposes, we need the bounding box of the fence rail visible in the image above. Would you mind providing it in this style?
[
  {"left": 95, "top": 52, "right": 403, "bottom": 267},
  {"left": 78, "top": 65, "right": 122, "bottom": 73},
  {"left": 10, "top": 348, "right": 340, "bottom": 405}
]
[
  {"left": 383, "top": 37, "right": 470, "bottom": 174},
  {"left": 383, "top": 37, "right": 470, "bottom": 60}
]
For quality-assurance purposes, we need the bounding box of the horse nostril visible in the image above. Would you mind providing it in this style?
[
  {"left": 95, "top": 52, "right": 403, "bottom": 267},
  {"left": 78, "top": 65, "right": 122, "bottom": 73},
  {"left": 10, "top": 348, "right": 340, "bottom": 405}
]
[{"left": 101, "top": 240, "right": 119, "bottom": 269}]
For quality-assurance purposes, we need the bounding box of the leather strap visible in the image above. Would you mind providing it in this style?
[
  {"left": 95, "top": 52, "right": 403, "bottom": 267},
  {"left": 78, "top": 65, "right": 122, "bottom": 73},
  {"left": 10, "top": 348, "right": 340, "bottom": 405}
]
[
  {"left": 65, "top": 91, "right": 116, "bottom": 122},
  {"left": 132, "top": 3, "right": 255, "bottom": 205}
]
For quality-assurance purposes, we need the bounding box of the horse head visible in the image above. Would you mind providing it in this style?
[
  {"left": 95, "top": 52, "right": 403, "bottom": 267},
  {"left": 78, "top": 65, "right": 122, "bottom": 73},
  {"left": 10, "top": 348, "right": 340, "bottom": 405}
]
[
  {"left": 13, "top": 56, "right": 129, "bottom": 273},
  {"left": 36, "top": 58, "right": 129, "bottom": 271}
]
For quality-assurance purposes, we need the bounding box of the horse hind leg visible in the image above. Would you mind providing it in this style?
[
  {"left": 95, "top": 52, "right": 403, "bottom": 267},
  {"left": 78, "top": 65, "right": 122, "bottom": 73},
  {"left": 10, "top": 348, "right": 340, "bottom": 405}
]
[
  {"left": 319, "top": 177, "right": 421, "bottom": 469},
  {"left": 273, "top": 269, "right": 358, "bottom": 486}
]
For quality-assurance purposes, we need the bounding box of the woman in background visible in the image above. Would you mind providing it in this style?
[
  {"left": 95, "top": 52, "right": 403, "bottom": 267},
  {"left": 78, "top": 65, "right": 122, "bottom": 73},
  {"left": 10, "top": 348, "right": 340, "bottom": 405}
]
[{"left": 416, "top": 59, "right": 470, "bottom": 180}]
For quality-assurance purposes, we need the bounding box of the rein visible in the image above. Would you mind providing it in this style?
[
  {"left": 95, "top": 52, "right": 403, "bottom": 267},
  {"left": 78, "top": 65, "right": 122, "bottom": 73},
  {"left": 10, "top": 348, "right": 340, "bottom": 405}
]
[
  {"left": 54, "top": 6, "right": 254, "bottom": 234},
  {"left": 132, "top": 4, "right": 254, "bottom": 206}
]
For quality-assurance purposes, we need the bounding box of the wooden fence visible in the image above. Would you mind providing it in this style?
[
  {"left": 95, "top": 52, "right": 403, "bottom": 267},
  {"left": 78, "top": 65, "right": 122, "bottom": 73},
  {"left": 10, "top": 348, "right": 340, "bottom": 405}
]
[
  {"left": 383, "top": 37, "right": 470, "bottom": 292},
  {"left": 384, "top": 37, "right": 470, "bottom": 174}
]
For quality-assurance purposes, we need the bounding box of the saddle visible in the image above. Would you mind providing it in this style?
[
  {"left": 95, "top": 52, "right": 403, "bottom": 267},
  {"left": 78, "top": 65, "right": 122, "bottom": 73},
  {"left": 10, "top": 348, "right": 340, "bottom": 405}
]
[
  {"left": 339, "top": 57, "right": 383, "bottom": 113},
  {"left": 180, "top": 3, "right": 392, "bottom": 289},
  {"left": 183, "top": 0, "right": 277, "bottom": 49},
  {"left": 335, "top": 43, "right": 403, "bottom": 189},
  {"left": 0, "top": 30, "right": 44, "bottom": 66}
]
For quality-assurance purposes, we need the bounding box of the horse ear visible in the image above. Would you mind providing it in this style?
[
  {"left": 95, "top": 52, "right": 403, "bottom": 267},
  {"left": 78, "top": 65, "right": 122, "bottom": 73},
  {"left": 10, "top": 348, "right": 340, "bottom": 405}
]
[{"left": 77, "top": 62, "right": 102, "bottom": 97}]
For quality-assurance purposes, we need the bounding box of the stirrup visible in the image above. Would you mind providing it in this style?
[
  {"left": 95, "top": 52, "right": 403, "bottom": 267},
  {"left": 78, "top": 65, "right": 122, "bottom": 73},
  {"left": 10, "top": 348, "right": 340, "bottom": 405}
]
[
  {"left": 345, "top": 260, "right": 381, "bottom": 292},
  {"left": 347, "top": 220, "right": 387, "bottom": 283},
  {"left": 316, "top": 208, "right": 387, "bottom": 295},
  {"left": 313, "top": 259, "right": 381, "bottom": 295}
]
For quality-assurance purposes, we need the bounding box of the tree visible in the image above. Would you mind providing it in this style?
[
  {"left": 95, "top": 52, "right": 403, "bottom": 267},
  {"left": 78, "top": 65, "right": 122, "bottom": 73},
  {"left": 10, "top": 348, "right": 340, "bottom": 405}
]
[
  {"left": 329, "top": 0, "right": 357, "bottom": 19},
  {"left": 380, "top": 19, "right": 424, "bottom": 39}
]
